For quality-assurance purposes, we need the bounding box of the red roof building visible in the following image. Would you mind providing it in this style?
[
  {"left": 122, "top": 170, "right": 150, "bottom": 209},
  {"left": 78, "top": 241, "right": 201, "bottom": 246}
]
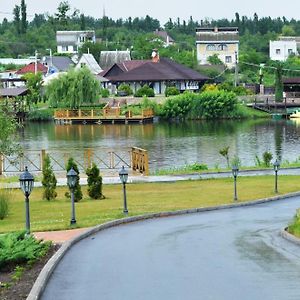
[{"left": 16, "top": 62, "right": 48, "bottom": 75}]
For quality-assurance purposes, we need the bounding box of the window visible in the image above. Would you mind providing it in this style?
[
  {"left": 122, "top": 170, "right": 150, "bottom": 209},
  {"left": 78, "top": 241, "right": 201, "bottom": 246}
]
[
  {"left": 79, "top": 36, "right": 85, "bottom": 43},
  {"left": 217, "top": 44, "right": 228, "bottom": 51},
  {"left": 288, "top": 49, "right": 293, "bottom": 54},
  {"left": 206, "top": 45, "right": 216, "bottom": 51},
  {"left": 276, "top": 49, "right": 281, "bottom": 55},
  {"left": 225, "top": 56, "right": 232, "bottom": 63}
]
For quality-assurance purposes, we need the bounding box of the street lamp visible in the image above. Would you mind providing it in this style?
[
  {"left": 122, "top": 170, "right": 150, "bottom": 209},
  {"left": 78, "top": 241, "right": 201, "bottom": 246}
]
[
  {"left": 19, "top": 166, "right": 34, "bottom": 234},
  {"left": 119, "top": 166, "right": 129, "bottom": 215},
  {"left": 67, "top": 167, "right": 77, "bottom": 225},
  {"left": 232, "top": 165, "right": 239, "bottom": 201},
  {"left": 273, "top": 159, "right": 280, "bottom": 193}
]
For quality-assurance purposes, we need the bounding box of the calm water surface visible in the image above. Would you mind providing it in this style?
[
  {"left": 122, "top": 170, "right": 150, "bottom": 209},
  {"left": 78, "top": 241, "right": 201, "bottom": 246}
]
[{"left": 19, "top": 118, "right": 300, "bottom": 171}]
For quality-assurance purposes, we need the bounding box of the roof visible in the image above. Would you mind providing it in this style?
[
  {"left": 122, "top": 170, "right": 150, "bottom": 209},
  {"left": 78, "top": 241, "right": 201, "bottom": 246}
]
[
  {"left": 153, "top": 30, "right": 174, "bottom": 43},
  {"left": 76, "top": 54, "right": 102, "bottom": 74},
  {"left": 99, "top": 51, "right": 131, "bottom": 70},
  {"left": 15, "top": 62, "right": 48, "bottom": 75},
  {"left": 41, "top": 56, "right": 74, "bottom": 72},
  {"left": 283, "top": 77, "right": 300, "bottom": 84},
  {"left": 196, "top": 27, "right": 239, "bottom": 42},
  {"left": 0, "top": 87, "right": 28, "bottom": 97},
  {"left": 106, "top": 58, "right": 209, "bottom": 82}
]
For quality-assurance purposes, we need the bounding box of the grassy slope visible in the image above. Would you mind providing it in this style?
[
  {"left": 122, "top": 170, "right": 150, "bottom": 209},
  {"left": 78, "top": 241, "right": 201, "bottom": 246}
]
[{"left": 1, "top": 175, "right": 299, "bottom": 233}]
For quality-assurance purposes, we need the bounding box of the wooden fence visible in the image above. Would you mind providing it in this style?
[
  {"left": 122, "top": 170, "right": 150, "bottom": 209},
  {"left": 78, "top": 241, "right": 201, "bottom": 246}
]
[{"left": 0, "top": 147, "right": 149, "bottom": 176}]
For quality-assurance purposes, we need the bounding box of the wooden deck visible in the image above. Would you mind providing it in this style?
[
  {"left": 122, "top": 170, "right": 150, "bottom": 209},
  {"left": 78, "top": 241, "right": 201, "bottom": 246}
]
[{"left": 54, "top": 108, "right": 154, "bottom": 124}]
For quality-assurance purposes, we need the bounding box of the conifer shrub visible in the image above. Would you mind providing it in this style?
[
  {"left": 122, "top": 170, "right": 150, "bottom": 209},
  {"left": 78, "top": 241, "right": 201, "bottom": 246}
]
[
  {"left": 65, "top": 157, "right": 83, "bottom": 202},
  {"left": 134, "top": 85, "right": 155, "bottom": 97},
  {"left": 86, "top": 163, "right": 105, "bottom": 199},
  {"left": 0, "top": 190, "right": 10, "bottom": 220},
  {"left": 42, "top": 154, "right": 57, "bottom": 201}
]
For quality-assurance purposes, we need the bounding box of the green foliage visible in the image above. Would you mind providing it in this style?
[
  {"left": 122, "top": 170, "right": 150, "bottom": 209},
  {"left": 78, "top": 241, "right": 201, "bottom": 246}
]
[
  {"left": 100, "top": 88, "right": 110, "bottom": 98},
  {"left": 86, "top": 163, "right": 104, "bottom": 199},
  {"left": 262, "top": 151, "right": 273, "bottom": 167},
  {"left": 165, "top": 86, "right": 180, "bottom": 97},
  {"left": 275, "top": 64, "right": 283, "bottom": 102},
  {"left": 65, "top": 157, "right": 82, "bottom": 202},
  {"left": 22, "top": 72, "right": 43, "bottom": 106},
  {"left": 46, "top": 67, "right": 100, "bottom": 109},
  {"left": 117, "top": 84, "right": 133, "bottom": 96},
  {"left": 11, "top": 265, "right": 25, "bottom": 281},
  {"left": 0, "top": 190, "right": 10, "bottom": 220},
  {"left": 219, "top": 146, "right": 230, "bottom": 168},
  {"left": 42, "top": 154, "right": 57, "bottom": 201},
  {"left": 27, "top": 108, "right": 54, "bottom": 121},
  {"left": 134, "top": 85, "right": 155, "bottom": 97},
  {"left": 231, "top": 155, "right": 241, "bottom": 168},
  {"left": 0, "top": 231, "right": 51, "bottom": 270},
  {"left": 189, "top": 163, "right": 208, "bottom": 171},
  {"left": 207, "top": 54, "right": 223, "bottom": 65},
  {"left": 141, "top": 96, "right": 161, "bottom": 114}
]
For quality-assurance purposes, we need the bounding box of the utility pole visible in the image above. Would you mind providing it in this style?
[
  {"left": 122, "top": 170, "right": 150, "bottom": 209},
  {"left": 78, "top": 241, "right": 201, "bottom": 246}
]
[{"left": 234, "top": 51, "right": 238, "bottom": 87}]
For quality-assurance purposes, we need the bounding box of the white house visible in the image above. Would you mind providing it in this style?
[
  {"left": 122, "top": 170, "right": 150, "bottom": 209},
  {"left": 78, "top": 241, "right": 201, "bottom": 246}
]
[
  {"left": 269, "top": 39, "right": 298, "bottom": 61},
  {"left": 56, "top": 31, "right": 96, "bottom": 54},
  {"left": 75, "top": 53, "right": 102, "bottom": 74},
  {"left": 196, "top": 27, "right": 239, "bottom": 68}
]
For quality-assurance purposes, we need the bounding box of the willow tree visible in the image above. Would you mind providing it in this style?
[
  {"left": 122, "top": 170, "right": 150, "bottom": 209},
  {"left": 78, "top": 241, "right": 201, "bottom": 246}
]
[{"left": 46, "top": 67, "right": 100, "bottom": 109}]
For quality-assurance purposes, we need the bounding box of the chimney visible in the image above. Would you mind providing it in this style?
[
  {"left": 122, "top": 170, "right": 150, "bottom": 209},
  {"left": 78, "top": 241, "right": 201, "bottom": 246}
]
[{"left": 151, "top": 49, "right": 160, "bottom": 63}]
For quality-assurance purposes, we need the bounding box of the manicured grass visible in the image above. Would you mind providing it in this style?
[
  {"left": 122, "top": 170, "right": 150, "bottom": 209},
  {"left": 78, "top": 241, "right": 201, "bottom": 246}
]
[{"left": 1, "top": 175, "right": 300, "bottom": 233}]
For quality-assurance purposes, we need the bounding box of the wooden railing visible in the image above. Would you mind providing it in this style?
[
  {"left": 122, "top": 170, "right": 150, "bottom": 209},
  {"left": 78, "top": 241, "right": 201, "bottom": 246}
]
[{"left": 131, "top": 147, "right": 149, "bottom": 175}]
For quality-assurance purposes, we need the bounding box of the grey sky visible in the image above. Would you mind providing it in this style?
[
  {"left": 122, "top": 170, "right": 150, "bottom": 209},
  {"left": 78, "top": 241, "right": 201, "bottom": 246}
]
[{"left": 1, "top": 0, "right": 300, "bottom": 24}]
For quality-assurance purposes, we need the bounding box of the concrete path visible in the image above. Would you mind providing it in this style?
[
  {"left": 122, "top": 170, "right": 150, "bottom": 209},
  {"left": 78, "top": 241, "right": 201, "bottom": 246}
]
[{"left": 41, "top": 195, "right": 300, "bottom": 300}]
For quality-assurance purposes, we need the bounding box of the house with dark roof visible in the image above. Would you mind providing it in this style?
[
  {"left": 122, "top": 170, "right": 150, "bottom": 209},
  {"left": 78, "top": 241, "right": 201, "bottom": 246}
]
[
  {"left": 99, "top": 50, "right": 131, "bottom": 70},
  {"left": 196, "top": 27, "right": 239, "bottom": 68},
  {"left": 283, "top": 77, "right": 300, "bottom": 99},
  {"left": 101, "top": 51, "right": 209, "bottom": 95},
  {"left": 153, "top": 30, "right": 175, "bottom": 47},
  {"left": 40, "top": 56, "right": 74, "bottom": 73}
]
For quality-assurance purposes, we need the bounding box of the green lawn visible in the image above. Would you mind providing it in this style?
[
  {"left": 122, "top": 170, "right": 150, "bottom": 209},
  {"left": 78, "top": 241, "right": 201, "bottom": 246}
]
[{"left": 1, "top": 175, "right": 300, "bottom": 233}]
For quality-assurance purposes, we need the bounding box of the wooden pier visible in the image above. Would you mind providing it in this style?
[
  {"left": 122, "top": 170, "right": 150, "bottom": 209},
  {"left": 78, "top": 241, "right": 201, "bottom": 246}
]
[{"left": 54, "top": 108, "right": 154, "bottom": 124}]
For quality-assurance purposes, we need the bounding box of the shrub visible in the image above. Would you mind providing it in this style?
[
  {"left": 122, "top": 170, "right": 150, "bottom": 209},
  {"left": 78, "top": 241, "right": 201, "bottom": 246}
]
[
  {"left": 27, "top": 109, "right": 54, "bottom": 121},
  {"left": 165, "top": 86, "right": 180, "bottom": 97},
  {"left": 189, "top": 163, "right": 208, "bottom": 171},
  {"left": 0, "top": 231, "right": 51, "bottom": 270},
  {"left": 42, "top": 154, "right": 57, "bottom": 201},
  {"left": 117, "top": 84, "right": 133, "bottom": 96},
  {"left": 134, "top": 85, "right": 155, "bottom": 97},
  {"left": 86, "top": 163, "right": 105, "bottom": 199},
  {"left": 65, "top": 157, "right": 82, "bottom": 202},
  {"left": 262, "top": 151, "right": 273, "bottom": 167},
  {"left": 219, "top": 146, "right": 230, "bottom": 168},
  {"left": 0, "top": 190, "right": 10, "bottom": 220},
  {"left": 100, "top": 88, "right": 110, "bottom": 98}
]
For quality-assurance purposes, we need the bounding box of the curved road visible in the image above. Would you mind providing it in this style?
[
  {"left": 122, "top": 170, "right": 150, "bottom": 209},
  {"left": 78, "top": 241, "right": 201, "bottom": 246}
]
[{"left": 42, "top": 196, "right": 300, "bottom": 300}]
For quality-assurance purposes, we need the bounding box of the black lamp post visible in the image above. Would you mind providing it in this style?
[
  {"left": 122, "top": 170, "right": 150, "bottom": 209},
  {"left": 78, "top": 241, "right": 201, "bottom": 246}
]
[
  {"left": 119, "top": 166, "right": 129, "bottom": 214},
  {"left": 19, "top": 166, "right": 34, "bottom": 234},
  {"left": 273, "top": 159, "right": 280, "bottom": 193},
  {"left": 232, "top": 165, "right": 239, "bottom": 201},
  {"left": 67, "top": 167, "right": 77, "bottom": 225}
]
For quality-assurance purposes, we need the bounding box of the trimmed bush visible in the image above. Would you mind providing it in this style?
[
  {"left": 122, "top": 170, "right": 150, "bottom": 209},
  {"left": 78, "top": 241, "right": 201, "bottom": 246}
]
[
  {"left": 134, "top": 85, "right": 155, "bottom": 97},
  {"left": 101, "top": 88, "right": 110, "bottom": 98},
  {"left": 0, "top": 190, "right": 10, "bottom": 220},
  {"left": 262, "top": 151, "right": 273, "bottom": 167},
  {"left": 165, "top": 86, "right": 180, "bottom": 97},
  {"left": 42, "top": 154, "right": 57, "bottom": 201},
  {"left": 86, "top": 163, "right": 105, "bottom": 199},
  {"left": 65, "top": 158, "right": 82, "bottom": 202},
  {"left": 117, "top": 84, "right": 133, "bottom": 96},
  {"left": 0, "top": 231, "right": 51, "bottom": 270}
]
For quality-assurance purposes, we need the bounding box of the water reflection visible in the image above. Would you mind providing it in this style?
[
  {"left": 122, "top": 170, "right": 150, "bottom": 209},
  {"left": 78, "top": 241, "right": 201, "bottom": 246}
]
[{"left": 19, "top": 119, "right": 300, "bottom": 170}]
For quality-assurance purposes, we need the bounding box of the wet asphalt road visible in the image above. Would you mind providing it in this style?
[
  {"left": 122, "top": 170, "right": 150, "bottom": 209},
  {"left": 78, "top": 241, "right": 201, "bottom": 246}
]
[{"left": 41, "top": 196, "right": 300, "bottom": 300}]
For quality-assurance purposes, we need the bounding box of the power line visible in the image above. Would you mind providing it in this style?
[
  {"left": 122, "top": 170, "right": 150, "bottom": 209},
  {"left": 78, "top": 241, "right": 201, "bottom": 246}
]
[{"left": 240, "top": 61, "right": 300, "bottom": 73}]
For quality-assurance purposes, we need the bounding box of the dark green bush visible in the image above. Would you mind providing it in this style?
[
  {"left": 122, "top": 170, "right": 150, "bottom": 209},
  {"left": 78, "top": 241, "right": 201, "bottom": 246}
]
[
  {"left": 65, "top": 158, "right": 82, "bottom": 202},
  {"left": 27, "top": 109, "right": 54, "bottom": 121},
  {"left": 100, "top": 88, "right": 110, "bottom": 98},
  {"left": 262, "top": 151, "right": 273, "bottom": 167},
  {"left": 86, "top": 163, "right": 105, "bottom": 199},
  {"left": 0, "top": 231, "right": 51, "bottom": 270},
  {"left": 117, "top": 84, "right": 133, "bottom": 96},
  {"left": 165, "top": 87, "right": 180, "bottom": 97},
  {"left": 42, "top": 154, "right": 57, "bottom": 201},
  {"left": 134, "top": 85, "right": 155, "bottom": 97}
]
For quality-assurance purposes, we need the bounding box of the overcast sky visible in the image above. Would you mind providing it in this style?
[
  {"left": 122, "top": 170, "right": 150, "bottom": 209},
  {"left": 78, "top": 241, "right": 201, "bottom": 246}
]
[{"left": 1, "top": 0, "right": 300, "bottom": 24}]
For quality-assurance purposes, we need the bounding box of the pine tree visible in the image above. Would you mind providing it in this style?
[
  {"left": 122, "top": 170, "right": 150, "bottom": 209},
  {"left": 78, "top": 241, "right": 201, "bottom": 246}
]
[
  {"left": 20, "top": 0, "right": 27, "bottom": 34},
  {"left": 42, "top": 154, "right": 57, "bottom": 201},
  {"left": 13, "top": 5, "right": 21, "bottom": 35},
  {"left": 86, "top": 163, "right": 105, "bottom": 200},
  {"left": 65, "top": 157, "right": 82, "bottom": 202}
]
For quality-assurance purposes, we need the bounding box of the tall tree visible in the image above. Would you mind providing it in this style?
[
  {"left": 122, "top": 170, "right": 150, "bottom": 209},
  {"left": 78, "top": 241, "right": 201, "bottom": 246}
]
[
  {"left": 275, "top": 63, "right": 283, "bottom": 102},
  {"left": 20, "top": 0, "right": 27, "bottom": 34},
  {"left": 13, "top": 5, "right": 21, "bottom": 34},
  {"left": 55, "top": 1, "right": 71, "bottom": 28}
]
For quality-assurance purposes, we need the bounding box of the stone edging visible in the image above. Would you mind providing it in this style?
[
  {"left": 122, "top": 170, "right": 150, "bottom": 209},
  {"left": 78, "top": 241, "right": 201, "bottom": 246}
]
[
  {"left": 26, "top": 190, "right": 300, "bottom": 300},
  {"left": 280, "top": 228, "right": 300, "bottom": 245}
]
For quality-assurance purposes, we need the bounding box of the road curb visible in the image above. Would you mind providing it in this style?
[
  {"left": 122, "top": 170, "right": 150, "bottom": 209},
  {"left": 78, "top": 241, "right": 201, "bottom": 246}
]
[
  {"left": 280, "top": 228, "right": 300, "bottom": 245},
  {"left": 27, "top": 190, "right": 300, "bottom": 300}
]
